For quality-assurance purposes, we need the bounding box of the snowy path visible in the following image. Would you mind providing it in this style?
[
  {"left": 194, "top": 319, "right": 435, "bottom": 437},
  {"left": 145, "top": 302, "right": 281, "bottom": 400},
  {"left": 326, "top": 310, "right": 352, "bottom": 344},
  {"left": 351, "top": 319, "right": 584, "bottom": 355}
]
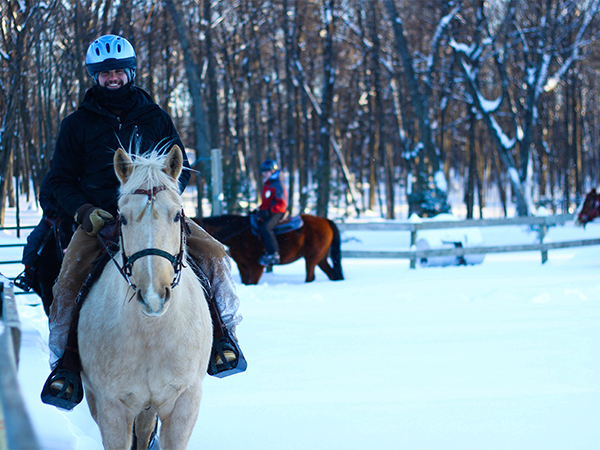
[{"left": 3, "top": 219, "right": 600, "bottom": 449}]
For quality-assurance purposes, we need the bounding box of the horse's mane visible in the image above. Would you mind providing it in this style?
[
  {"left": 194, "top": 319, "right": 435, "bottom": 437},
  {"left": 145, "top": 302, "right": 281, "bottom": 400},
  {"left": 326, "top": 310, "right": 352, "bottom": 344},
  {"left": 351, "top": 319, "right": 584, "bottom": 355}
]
[{"left": 119, "top": 148, "right": 181, "bottom": 198}]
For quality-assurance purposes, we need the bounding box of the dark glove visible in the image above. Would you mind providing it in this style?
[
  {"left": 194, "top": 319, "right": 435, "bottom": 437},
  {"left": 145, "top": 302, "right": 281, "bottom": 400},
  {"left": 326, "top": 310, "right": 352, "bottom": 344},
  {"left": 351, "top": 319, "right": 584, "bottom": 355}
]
[{"left": 75, "top": 203, "right": 114, "bottom": 236}]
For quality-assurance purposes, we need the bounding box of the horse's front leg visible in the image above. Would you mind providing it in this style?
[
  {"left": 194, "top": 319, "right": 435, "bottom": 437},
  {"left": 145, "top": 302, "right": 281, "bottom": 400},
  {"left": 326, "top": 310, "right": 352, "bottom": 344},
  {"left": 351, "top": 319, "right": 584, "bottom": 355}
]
[
  {"left": 159, "top": 384, "right": 202, "bottom": 450},
  {"left": 133, "top": 407, "right": 158, "bottom": 450},
  {"left": 95, "top": 400, "right": 135, "bottom": 450}
]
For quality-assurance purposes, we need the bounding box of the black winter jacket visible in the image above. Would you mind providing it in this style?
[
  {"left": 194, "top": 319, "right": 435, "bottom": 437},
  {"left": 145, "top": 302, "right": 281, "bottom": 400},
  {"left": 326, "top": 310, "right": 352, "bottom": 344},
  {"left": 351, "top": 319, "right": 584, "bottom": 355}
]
[{"left": 49, "top": 85, "right": 191, "bottom": 219}]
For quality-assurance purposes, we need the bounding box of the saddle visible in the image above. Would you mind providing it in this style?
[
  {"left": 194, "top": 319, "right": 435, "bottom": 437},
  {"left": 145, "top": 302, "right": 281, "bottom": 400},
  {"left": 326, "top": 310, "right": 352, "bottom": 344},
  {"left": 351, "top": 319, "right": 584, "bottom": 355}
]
[{"left": 250, "top": 212, "right": 304, "bottom": 236}]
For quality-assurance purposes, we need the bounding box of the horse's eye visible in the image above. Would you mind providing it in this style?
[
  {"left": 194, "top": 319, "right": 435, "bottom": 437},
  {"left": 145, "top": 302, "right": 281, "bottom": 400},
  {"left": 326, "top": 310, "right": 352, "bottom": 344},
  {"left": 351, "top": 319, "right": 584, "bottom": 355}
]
[
  {"left": 174, "top": 212, "right": 181, "bottom": 223},
  {"left": 120, "top": 215, "right": 128, "bottom": 226}
]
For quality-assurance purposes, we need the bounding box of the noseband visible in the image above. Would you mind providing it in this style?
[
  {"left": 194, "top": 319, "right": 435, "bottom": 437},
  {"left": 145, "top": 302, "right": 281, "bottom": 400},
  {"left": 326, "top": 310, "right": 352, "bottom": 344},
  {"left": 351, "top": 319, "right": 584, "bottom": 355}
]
[{"left": 116, "top": 185, "right": 186, "bottom": 292}]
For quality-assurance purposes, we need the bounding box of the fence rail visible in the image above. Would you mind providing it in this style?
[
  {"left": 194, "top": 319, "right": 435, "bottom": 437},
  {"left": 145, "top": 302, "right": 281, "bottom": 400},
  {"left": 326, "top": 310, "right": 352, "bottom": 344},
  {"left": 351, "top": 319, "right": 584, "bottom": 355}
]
[
  {"left": 337, "top": 213, "right": 573, "bottom": 232},
  {"left": 0, "top": 277, "right": 41, "bottom": 449},
  {"left": 338, "top": 214, "right": 600, "bottom": 267},
  {"left": 0, "top": 227, "right": 32, "bottom": 295}
]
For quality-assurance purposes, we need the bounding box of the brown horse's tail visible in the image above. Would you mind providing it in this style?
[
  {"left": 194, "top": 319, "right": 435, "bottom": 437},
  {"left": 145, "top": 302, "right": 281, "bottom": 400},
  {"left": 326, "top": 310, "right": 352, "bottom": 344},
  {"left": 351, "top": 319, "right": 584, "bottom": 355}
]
[{"left": 327, "top": 219, "right": 344, "bottom": 280}]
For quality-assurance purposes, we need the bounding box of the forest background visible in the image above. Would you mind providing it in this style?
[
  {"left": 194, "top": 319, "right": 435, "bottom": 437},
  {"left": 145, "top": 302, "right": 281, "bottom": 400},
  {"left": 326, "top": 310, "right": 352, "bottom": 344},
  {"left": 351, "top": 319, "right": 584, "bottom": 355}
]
[{"left": 2, "top": 0, "right": 600, "bottom": 225}]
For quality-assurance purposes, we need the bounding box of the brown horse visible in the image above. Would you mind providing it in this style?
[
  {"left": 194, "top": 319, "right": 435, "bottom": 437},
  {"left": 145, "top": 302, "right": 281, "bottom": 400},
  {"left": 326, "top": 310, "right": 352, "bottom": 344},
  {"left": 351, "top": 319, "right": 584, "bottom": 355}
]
[
  {"left": 576, "top": 188, "right": 600, "bottom": 226},
  {"left": 194, "top": 214, "right": 344, "bottom": 285}
]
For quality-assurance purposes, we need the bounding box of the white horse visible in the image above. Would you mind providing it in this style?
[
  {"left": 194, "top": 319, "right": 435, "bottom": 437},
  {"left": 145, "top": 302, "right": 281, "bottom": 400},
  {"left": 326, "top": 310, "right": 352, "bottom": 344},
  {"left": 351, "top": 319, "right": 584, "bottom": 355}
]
[{"left": 78, "top": 146, "right": 212, "bottom": 449}]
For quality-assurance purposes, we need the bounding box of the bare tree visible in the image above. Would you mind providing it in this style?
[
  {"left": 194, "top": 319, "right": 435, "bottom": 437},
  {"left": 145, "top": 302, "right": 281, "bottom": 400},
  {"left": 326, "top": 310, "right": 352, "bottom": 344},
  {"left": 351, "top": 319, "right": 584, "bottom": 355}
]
[
  {"left": 384, "top": 0, "right": 455, "bottom": 217},
  {"left": 163, "top": 0, "right": 211, "bottom": 217}
]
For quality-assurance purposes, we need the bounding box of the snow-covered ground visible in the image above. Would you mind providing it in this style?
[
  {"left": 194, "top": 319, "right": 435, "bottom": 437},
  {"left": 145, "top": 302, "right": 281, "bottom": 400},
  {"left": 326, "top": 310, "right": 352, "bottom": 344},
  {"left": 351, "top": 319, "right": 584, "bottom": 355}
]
[{"left": 2, "top": 204, "right": 600, "bottom": 449}]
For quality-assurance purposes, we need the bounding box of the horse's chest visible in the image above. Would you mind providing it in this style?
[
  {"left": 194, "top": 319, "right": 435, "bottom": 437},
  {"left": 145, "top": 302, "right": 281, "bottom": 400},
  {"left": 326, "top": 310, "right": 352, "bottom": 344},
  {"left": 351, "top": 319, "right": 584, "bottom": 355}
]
[{"left": 81, "top": 312, "right": 203, "bottom": 377}]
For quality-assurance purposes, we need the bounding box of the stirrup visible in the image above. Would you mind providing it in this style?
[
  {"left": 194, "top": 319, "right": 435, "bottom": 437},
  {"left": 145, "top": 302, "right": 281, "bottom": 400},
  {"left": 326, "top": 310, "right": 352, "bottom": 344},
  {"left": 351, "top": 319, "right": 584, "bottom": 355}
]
[
  {"left": 41, "top": 367, "right": 84, "bottom": 411},
  {"left": 13, "top": 270, "right": 31, "bottom": 292},
  {"left": 208, "top": 335, "right": 248, "bottom": 378}
]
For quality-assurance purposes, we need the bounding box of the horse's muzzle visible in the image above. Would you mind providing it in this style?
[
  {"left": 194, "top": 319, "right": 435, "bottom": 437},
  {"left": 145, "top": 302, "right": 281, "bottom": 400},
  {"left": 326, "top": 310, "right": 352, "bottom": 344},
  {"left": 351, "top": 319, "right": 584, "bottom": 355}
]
[{"left": 137, "top": 285, "right": 171, "bottom": 316}]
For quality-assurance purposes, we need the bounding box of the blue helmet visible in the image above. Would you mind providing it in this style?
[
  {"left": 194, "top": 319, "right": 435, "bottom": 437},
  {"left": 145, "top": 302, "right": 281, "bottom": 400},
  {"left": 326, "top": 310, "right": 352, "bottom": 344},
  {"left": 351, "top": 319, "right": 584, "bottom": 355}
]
[
  {"left": 85, "top": 35, "right": 137, "bottom": 84},
  {"left": 260, "top": 159, "right": 279, "bottom": 172}
]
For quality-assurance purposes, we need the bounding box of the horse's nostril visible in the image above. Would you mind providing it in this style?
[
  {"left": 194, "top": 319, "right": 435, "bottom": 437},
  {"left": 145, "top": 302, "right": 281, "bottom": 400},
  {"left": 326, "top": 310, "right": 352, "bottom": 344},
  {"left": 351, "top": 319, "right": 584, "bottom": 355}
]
[
  {"left": 136, "top": 290, "right": 145, "bottom": 305},
  {"left": 164, "top": 286, "right": 171, "bottom": 303}
]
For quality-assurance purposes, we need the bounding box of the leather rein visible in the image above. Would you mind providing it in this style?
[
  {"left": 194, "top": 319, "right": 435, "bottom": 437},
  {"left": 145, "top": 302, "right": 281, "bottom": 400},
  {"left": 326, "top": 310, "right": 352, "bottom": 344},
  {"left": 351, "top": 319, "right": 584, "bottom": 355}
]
[{"left": 102, "top": 185, "right": 187, "bottom": 293}]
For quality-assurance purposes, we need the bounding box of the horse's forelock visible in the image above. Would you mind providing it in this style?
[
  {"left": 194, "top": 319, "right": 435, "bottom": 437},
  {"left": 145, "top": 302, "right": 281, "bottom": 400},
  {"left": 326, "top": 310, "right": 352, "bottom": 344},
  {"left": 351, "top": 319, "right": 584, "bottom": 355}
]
[{"left": 118, "top": 149, "right": 180, "bottom": 198}]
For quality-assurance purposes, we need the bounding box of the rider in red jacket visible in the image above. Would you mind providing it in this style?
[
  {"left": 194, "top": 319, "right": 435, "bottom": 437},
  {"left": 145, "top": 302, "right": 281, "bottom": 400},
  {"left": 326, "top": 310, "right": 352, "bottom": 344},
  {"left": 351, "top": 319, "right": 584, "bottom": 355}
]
[{"left": 258, "top": 159, "right": 288, "bottom": 265}]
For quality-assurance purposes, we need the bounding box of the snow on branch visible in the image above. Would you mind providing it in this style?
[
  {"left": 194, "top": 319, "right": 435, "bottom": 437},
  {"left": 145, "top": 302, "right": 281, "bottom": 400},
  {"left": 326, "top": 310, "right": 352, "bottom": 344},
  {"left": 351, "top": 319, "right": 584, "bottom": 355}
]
[
  {"left": 427, "top": 6, "right": 460, "bottom": 73},
  {"left": 449, "top": 38, "right": 476, "bottom": 59},
  {"left": 479, "top": 94, "right": 502, "bottom": 113},
  {"left": 490, "top": 115, "right": 516, "bottom": 150},
  {"left": 454, "top": 54, "right": 516, "bottom": 151},
  {"left": 454, "top": 54, "right": 502, "bottom": 113},
  {"left": 543, "top": 0, "right": 600, "bottom": 92}
]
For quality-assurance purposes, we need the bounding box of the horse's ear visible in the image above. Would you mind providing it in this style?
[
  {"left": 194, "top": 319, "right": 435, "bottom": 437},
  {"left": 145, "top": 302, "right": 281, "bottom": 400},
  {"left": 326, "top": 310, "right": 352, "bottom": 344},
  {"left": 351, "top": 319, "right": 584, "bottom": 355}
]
[
  {"left": 163, "top": 145, "right": 183, "bottom": 181},
  {"left": 114, "top": 148, "right": 133, "bottom": 184}
]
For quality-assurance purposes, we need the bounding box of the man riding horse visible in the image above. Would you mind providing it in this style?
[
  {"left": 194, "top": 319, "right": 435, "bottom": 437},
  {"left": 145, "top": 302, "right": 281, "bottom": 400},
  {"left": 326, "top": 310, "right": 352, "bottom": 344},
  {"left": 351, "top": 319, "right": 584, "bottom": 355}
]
[{"left": 42, "top": 34, "right": 245, "bottom": 409}]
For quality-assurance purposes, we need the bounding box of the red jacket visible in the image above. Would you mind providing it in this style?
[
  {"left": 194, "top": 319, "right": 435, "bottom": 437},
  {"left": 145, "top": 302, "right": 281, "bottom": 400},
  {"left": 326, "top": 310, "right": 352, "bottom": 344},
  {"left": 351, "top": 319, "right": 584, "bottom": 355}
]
[{"left": 259, "top": 173, "right": 288, "bottom": 214}]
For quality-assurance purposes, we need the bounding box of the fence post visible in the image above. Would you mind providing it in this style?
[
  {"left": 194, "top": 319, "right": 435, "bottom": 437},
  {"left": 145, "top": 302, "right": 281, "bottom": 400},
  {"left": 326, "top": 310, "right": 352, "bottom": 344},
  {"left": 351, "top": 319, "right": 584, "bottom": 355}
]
[
  {"left": 211, "top": 149, "right": 223, "bottom": 216},
  {"left": 15, "top": 176, "right": 21, "bottom": 239},
  {"left": 409, "top": 225, "right": 417, "bottom": 269},
  {"left": 539, "top": 219, "right": 548, "bottom": 264}
]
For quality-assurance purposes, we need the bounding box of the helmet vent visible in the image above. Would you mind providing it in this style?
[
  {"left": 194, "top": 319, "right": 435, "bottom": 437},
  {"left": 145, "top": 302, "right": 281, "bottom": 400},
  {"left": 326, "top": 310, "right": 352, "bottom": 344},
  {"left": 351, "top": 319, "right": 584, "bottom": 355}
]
[
  {"left": 105, "top": 43, "right": 110, "bottom": 52},
  {"left": 95, "top": 48, "right": 100, "bottom": 56},
  {"left": 117, "top": 44, "right": 121, "bottom": 52}
]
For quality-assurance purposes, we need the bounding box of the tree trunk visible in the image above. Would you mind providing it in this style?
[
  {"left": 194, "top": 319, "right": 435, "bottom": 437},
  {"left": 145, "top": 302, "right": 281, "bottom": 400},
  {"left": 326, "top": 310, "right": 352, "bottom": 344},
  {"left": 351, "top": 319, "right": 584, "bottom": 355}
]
[
  {"left": 164, "top": 0, "right": 211, "bottom": 217},
  {"left": 316, "top": 0, "right": 336, "bottom": 218}
]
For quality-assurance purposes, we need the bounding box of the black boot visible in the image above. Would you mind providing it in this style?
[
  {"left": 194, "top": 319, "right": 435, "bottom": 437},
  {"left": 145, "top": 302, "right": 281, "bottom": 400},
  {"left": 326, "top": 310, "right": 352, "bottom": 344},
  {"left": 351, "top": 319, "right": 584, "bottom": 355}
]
[
  {"left": 259, "top": 252, "right": 280, "bottom": 266},
  {"left": 41, "top": 320, "right": 83, "bottom": 410},
  {"left": 186, "top": 255, "right": 247, "bottom": 378},
  {"left": 41, "top": 344, "right": 83, "bottom": 410},
  {"left": 207, "top": 296, "right": 247, "bottom": 378}
]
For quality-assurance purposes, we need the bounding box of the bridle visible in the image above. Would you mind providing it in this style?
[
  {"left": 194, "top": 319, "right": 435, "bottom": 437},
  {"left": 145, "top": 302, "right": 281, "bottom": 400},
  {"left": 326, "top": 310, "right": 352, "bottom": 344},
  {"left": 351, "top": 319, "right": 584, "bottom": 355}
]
[{"left": 108, "top": 185, "right": 187, "bottom": 293}]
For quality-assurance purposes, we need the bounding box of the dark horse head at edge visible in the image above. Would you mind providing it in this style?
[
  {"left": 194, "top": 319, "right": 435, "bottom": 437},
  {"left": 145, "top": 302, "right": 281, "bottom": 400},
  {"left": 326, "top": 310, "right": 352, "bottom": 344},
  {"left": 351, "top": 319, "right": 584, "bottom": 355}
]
[{"left": 576, "top": 188, "right": 600, "bottom": 227}]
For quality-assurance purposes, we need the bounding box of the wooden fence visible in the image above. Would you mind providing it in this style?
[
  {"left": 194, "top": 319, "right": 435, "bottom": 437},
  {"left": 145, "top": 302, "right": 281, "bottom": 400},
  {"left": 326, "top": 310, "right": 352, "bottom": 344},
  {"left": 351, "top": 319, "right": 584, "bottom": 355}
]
[
  {"left": 0, "top": 276, "right": 41, "bottom": 449},
  {"left": 338, "top": 214, "right": 600, "bottom": 268},
  {"left": 3, "top": 214, "right": 600, "bottom": 278}
]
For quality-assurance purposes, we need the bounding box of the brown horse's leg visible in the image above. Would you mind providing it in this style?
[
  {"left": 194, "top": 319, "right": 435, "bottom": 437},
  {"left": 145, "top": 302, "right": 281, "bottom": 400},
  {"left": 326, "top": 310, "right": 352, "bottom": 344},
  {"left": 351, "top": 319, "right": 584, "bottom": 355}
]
[
  {"left": 304, "top": 259, "right": 317, "bottom": 282},
  {"left": 314, "top": 219, "right": 344, "bottom": 281},
  {"left": 303, "top": 237, "right": 333, "bottom": 282},
  {"left": 317, "top": 257, "right": 336, "bottom": 280}
]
